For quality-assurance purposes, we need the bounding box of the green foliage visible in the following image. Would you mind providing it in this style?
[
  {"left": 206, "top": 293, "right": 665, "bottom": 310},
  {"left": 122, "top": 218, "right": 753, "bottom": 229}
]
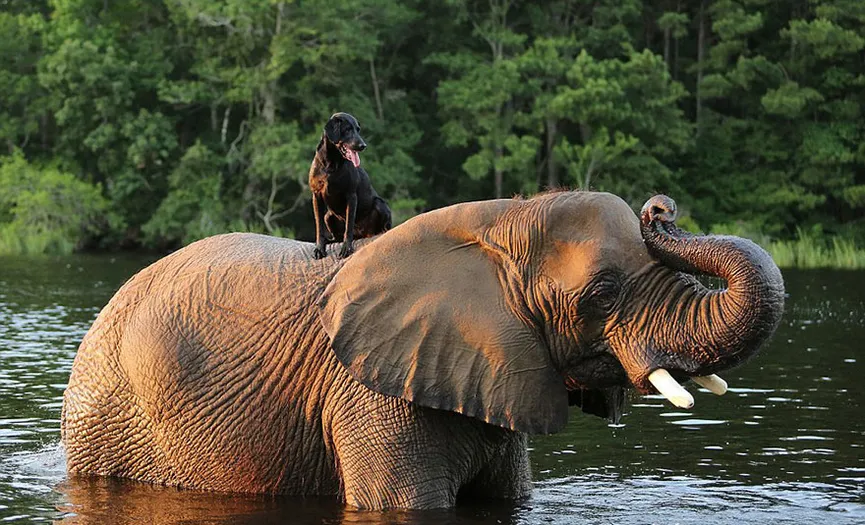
[
  {"left": 431, "top": 0, "right": 529, "bottom": 198},
  {"left": 783, "top": 19, "right": 865, "bottom": 61},
  {"left": 761, "top": 82, "right": 824, "bottom": 117},
  {"left": 0, "top": 11, "right": 44, "bottom": 151},
  {"left": 142, "top": 142, "right": 227, "bottom": 246},
  {"left": 0, "top": 0, "right": 863, "bottom": 266},
  {"left": 550, "top": 47, "right": 690, "bottom": 200},
  {"left": 707, "top": 222, "right": 865, "bottom": 269},
  {"left": 657, "top": 12, "right": 688, "bottom": 39},
  {"left": 0, "top": 151, "right": 107, "bottom": 254}
]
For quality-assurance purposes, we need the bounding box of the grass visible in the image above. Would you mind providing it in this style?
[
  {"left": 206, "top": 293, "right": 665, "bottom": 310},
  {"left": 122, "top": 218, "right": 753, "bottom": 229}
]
[
  {"left": 0, "top": 226, "right": 76, "bottom": 256},
  {"left": 766, "top": 232, "right": 865, "bottom": 269}
]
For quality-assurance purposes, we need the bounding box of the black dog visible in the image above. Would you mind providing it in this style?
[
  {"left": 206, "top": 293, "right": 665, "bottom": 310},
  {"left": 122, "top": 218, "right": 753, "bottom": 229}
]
[{"left": 309, "top": 112, "right": 392, "bottom": 259}]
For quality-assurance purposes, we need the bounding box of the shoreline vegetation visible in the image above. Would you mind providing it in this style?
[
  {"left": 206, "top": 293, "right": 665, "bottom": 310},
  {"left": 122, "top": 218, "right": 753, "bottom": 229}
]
[
  {"left": 706, "top": 223, "right": 865, "bottom": 270},
  {"left": 1, "top": 218, "right": 864, "bottom": 270},
  {"left": 767, "top": 234, "right": 865, "bottom": 270}
]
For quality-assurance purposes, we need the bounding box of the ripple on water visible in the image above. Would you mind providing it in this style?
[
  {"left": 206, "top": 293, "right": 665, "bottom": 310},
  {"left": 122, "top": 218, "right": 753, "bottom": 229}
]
[
  {"left": 0, "top": 444, "right": 67, "bottom": 494},
  {"left": 669, "top": 419, "right": 728, "bottom": 426},
  {"left": 527, "top": 475, "right": 865, "bottom": 525}
]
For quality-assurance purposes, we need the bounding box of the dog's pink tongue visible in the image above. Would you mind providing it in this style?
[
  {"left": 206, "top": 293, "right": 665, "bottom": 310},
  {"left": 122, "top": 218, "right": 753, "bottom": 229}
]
[{"left": 348, "top": 149, "right": 360, "bottom": 168}]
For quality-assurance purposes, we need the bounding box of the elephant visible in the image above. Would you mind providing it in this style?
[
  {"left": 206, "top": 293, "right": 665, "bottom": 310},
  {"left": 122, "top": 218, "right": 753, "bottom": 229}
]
[{"left": 61, "top": 191, "right": 785, "bottom": 510}]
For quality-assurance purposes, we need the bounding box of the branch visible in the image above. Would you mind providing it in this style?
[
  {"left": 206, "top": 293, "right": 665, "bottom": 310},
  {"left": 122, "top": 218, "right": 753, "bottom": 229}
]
[
  {"left": 274, "top": 2, "right": 284, "bottom": 36},
  {"left": 272, "top": 191, "right": 305, "bottom": 220},
  {"left": 228, "top": 120, "right": 248, "bottom": 158},
  {"left": 19, "top": 130, "right": 30, "bottom": 150},
  {"left": 194, "top": 12, "right": 236, "bottom": 31},
  {"left": 256, "top": 170, "right": 289, "bottom": 233}
]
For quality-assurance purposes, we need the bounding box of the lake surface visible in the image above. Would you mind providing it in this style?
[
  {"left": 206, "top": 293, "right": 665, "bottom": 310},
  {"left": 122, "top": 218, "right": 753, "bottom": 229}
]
[{"left": 0, "top": 254, "right": 862, "bottom": 524}]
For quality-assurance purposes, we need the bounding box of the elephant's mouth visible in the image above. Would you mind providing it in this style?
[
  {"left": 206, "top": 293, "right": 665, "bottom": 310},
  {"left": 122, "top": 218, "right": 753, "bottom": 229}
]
[
  {"left": 625, "top": 354, "right": 731, "bottom": 410},
  {"left": 562, "top": 352, "right": 629, "bottom": 390},
  {"left": 561, "top": 353, "right": 628, "bottom": 423},
  {"left": 567, "top": 386, "right": 625, "bottom": 424},
  {"left": 564, "top": 353, "right": 729, "bottom": 416},
  {"left": 643, "top": 369, "right": 728, "bottom": 409}
]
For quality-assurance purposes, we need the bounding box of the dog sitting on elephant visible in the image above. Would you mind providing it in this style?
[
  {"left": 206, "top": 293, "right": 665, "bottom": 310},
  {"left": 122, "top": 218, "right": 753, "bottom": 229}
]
[
  {"left": 309, "top": 112, "right": 392, "bottom": 259},
  {"left": 61, "top": 191, "right": 784, "bottom": 509}
]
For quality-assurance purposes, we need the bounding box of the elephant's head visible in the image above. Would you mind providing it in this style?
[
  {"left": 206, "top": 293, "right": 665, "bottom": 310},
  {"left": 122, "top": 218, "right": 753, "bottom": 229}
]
[{"left": 318, "top": 192, "right": 784, "bottom": 434}]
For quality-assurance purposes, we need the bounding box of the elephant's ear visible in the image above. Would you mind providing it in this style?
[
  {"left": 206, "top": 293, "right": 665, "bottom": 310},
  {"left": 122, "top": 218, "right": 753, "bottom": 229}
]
[{"left": 318, "top": 201, "right": 569, "bottom": 434}]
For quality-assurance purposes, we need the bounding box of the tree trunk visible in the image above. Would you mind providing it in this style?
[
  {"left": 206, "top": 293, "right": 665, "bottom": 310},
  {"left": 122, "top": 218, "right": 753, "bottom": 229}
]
[
  {"left": 260, "top": 2, "right": 284, "bottom": 126},
  {"left": 546, "top": 117, "right": 558, "bottom": 188},
  {"left": 370, "top": 58, "right": 384, "bottom": 121},
  {"left": 40, "top": 113, "right": 49, "bottom": 151},
  {"left": 663, "top": 27, "right": 671, "bottom": 67},
  {"left": 262, "top": 84, "right": 276, "bottom": 125},
  {"left": 674, "top": 33, "right": 680, "bottom": 79},
  {"left": 494, "top": 145, "right": 504, "bottom": 198},
  {"left": 221, "top": 107, "right": 231, "bottom": 145},
  {"left": 579, "top": 121, "right": 594, "bottom": 189},
  {"left": 696, "top": 0, "right": 706, "bottom": 135}
]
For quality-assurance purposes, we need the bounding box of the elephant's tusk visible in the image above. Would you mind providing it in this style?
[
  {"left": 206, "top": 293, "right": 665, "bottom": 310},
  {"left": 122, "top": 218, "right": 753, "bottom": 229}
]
[
  {"left": 692, "top": 374, "right": 728, "bottom": 396},
  {"left": 648, "top": 369, "right": 694, "bottom": 409}
]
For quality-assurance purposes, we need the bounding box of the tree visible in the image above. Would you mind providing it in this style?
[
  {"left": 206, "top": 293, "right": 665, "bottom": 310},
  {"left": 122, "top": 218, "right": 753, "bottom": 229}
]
[
  {"left": 432, "top": 0, "right": 535, "bottom": 199},
  {"left": 0, "top": 10, "right": 45, "bottom": 153},
  {"left": 551, "top": 48, "right": 691, "bottom": 201},
  {"left": 142, "top": 142, "right": 229, "bottom": 246},
  {"left": 690, "top": 0, "right": 865, "bottom": 236},
  {"left": 0, "top": 0, "right": 864, "bottom": 252},
  {"left": 39, "top": 0, "right": 177, "bottom": 242}
]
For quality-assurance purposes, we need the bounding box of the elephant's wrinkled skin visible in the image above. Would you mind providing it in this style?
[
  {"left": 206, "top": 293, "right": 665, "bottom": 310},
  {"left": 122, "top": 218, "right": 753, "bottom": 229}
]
[{"left": 62, "top": 191, "right": 784, "bottom": 509}]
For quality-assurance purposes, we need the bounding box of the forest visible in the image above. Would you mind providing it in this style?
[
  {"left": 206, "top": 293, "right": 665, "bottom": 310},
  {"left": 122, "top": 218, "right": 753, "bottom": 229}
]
[{"left": 0, "top": 0, "right": 864, "bottom": 267}]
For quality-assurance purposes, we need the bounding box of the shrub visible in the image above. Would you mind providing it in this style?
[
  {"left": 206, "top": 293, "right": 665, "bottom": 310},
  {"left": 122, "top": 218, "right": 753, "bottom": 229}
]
[{"left": 0, "top": 151, "right": 107, "bottom": 254}]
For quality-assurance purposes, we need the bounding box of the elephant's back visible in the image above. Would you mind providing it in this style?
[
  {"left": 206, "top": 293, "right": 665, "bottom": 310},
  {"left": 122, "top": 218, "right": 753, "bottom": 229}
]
[
  {"left": 63, "top": 232, "right": 345, "bottom": 493},
  {"left": 107, "top": 233, "right": 341, "bottom": 319},
  {"left": 75, "top": 233, "right": 335, "bottom": 352},
  {"left": 127, "top": 232, "right": 377, "bottom": 298},
  {"left": 150, "top": 232, "right": 337, "bottom": 291}
]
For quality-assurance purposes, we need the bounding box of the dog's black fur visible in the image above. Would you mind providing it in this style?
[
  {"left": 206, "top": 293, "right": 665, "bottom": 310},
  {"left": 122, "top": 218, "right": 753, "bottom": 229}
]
[{"left": 309, "top": 112, "right": 392, "bottom": 259}]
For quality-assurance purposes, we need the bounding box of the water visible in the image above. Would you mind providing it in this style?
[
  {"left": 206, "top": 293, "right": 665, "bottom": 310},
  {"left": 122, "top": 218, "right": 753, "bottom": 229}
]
[{"left": 0, "top": 256, "right": 862, "bottom": 524}]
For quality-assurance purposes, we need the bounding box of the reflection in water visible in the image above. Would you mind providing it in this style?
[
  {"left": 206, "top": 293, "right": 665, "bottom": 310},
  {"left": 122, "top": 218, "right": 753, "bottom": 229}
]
[
  {"left": 56, "top": 476, "right": 524, "bottom": 525},
  {"left": 0, "top": 260, "right": 863, "bottom": 523}
]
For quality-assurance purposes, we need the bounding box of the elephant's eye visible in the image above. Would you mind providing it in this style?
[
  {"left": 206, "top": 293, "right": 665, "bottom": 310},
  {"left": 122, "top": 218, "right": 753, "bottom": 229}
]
[{"left": 582, "top": 278, "right": 621, "bottom": 316}]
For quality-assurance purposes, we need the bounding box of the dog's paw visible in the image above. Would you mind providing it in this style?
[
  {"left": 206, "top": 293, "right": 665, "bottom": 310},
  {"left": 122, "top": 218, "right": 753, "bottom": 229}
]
[
  {"left": 338, "top": 242, "right": 354, "bottom": 259},
  {"left": 313, "top": 246, "right": 328, "bottom": 259}
]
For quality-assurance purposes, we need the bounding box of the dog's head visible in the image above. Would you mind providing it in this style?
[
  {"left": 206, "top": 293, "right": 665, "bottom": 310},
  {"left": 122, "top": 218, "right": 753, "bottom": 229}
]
[{"left": 324, "top": 112, "right": 366, "bottom": 168}]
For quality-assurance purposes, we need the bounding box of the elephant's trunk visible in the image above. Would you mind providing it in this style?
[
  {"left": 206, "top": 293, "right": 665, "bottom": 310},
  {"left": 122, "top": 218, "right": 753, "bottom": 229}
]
[{"left": 638, "top": 195, "right": 785, "bottom": 380}]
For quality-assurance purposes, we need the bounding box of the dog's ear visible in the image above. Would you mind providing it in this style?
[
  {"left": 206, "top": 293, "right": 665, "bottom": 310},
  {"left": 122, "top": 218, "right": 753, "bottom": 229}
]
[{"left": 324, "top": 116, "right": 342, "bottom": 144}]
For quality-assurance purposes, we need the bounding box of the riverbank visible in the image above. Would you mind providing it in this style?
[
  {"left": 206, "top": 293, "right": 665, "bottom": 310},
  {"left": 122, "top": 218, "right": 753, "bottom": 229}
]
[{"left": 3, "top": 224, "right": 865, "bottom": 270}]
